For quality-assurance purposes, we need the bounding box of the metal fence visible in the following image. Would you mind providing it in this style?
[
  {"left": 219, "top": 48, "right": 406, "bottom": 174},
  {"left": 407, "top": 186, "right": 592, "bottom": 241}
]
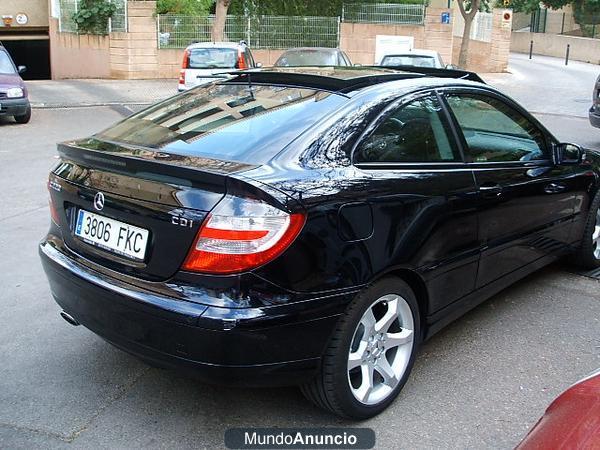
[
  {"left": 528, "top": 9, "right": 598, "bottom": 38},
  {"left": 158, "top": 15, "right": 340, "bottom": 49},
  {"left": 453, "top": 11, "right": 493, "bottom": 42},
  {"left": 341, "top": 3, "right": 425, "bottom": 25},
  {"left": 58, "top": 0, "right": 128, "bottom": 33}
]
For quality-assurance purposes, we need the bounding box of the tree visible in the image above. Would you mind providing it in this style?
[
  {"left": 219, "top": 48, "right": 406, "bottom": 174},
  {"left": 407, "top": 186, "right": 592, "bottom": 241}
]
[
  {"left": 157, "top": 0, "right": 213, "bottom": 15},
  {"left": 457, "top": 0, "right": 483, "bottom": 68},
  {"left": 212, "top": 0, "right": 232, "bottom": 41},
  {"left": 504, "top": 0, "right": 600, "bottom": 37}
]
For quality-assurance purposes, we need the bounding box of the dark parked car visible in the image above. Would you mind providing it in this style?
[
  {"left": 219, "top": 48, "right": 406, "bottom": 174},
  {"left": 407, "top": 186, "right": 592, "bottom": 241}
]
[
  {"left": 40, "top": 68, "right": 600, "bottom": 419},
  {"left": 590, "top": 74, "right": 600, "bottom": 129},
  {"left": 517, "top": 369, "right": 600, "bottom": 449},
  {"left": 274, "top": 47, "right": 352, "bottom": 67},
  {"left": 0, "top": 45, "right": 31, "bottom": 124}
]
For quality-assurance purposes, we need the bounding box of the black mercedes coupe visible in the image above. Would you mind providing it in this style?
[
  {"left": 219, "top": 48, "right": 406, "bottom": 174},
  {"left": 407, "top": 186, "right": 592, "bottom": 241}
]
[{"left": 40, "top": 68, "right": 600, "bottom": 419}]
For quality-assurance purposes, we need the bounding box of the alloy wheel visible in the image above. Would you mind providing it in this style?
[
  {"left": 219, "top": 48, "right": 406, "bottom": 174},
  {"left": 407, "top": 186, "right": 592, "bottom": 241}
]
[{"left": 347, "top": 294, "right": 415, "bottom": 405}]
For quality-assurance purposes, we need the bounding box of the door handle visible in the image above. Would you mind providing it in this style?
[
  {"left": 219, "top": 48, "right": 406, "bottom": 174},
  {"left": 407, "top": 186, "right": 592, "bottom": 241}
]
[
  {"left": 544, "top": 182, "right": 567, "bottom": 194},
  {"left": 478, "top": 183, "right": 503, "bottom": 197}
]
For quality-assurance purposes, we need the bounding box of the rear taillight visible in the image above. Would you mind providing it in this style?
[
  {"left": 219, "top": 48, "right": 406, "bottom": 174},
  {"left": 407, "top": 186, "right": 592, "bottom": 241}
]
[
  {"left": 179, "top": 50, "right": 190, "bottom": 86},
  {"left": 182, "top": 195, "right": 305, "bottom": 274},
  {"left": 237, "top": 50, "right": 247, "bottom": 70}
]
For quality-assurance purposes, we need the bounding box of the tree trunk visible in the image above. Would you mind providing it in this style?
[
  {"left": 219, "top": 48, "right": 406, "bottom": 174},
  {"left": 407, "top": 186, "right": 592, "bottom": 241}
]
[
  {"left": 458, "top": 16, "right": 474, "bottom": 68},
  {"left": 457, "top": 0, "right": 480, "bottom": 69},
  {"left": 212, "top": 0, "right": 231, "bottom": 42}
]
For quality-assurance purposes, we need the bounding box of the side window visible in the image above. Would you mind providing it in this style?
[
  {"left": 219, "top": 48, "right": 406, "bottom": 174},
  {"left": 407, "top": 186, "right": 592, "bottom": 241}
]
[
  {"left": 446, "top": 94, "right": 548, "bottom": 162},
  {"left": 245, "top": 49, "right": 255, "bottom": 67},
  {"left": 354, "top": 95, "right": 460, "bottom": 163}
]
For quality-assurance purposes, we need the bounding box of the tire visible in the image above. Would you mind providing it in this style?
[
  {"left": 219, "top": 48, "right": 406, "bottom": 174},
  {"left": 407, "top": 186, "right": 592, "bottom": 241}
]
[
  {"left": 301, "top": 277, "right": 420, "bottom": 419},
  {"left": 14, "top": 107, "right": 31, "bottom": 124},
  {"left": 571, "top": 191, "right": 600, "bottom": 270}
]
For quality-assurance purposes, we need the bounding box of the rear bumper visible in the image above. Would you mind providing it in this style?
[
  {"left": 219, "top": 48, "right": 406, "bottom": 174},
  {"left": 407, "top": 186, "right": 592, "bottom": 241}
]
[
  {"left": 39, "top": 238, "right": 352, "bottom": 386},
  {"left": 590, "top": 106, "right": 600, "bottom": 129},
  {"left": 0, "top": 97, "right": 29, "bottom": 116}
]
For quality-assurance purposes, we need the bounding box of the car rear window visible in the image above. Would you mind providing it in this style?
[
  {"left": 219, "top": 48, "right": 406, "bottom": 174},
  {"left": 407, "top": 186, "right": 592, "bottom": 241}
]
[
  {"left": 188, "top": 48, "right": 238, "bottom": 69},
  {"left": 381, "top": 55, "right": 436, "bottom": 68},
  {"left": 96, "top": 83, "right": 347, "bottom": 164},
  {"left": 275, "top": 50, "right": 338, "bottom": 67},
  {"left": 0, "top": 51, "right": 16, "bottom": 74}
]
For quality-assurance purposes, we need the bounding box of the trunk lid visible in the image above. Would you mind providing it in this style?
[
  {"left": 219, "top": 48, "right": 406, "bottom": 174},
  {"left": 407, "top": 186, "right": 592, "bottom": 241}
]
[{"left": 50, "top": 139, "right": 257, "bottom": 281}]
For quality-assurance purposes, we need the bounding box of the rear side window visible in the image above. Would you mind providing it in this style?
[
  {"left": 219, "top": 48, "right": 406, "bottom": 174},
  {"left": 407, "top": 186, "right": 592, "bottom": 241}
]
[
  {"left": 188, "top": 48, "right": 237, "bottom": 69},
  {"left": 354, "top": 95, "right": 460, "bottom": 163},
  {"left": 96, "top": 83, "right": 346, "bottom": 164},
  {"left": 244, "top": 49, "right": 255, "bottom": 67},
  {"left": 446, "top": 94, "right": 548, "bottom": 162},
  {"left": 381, "top": 55, "right": 436, "bottom": 68}
]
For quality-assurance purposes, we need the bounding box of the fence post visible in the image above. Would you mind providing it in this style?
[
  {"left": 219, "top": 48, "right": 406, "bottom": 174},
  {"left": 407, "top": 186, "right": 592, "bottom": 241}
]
[
  {"left": 565, "top": 44, "right": 570, "bottom": 65},
  {"left": 337, "top": 16, "right": 341, "bottom": 47},
  {"left": 341, "top": 4, "right": 345, "bottom": 22},
  {"left": 529, "top": 40, "right": 533, "bottom": 59},
  {"left": 124, "top": 0, "right": 129, "bottom": 32},
  {"left": 157, "top": 14, "right": 161, "bottom": 49},
  {"left": 560, "top": 12, "right": 565, "bottom": 34},
  {"left": 247, "top": 17, "right": 251, "bottom": 46}
]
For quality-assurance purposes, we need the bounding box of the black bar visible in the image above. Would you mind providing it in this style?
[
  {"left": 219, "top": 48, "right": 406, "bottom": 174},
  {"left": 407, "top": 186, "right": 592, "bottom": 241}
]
[
  {"left": 529, "top": 40, "right": 533, "bottom": 59},
  {"left": 561, "top": 12, "right": 565, "bottom": 34},
  {"left": 565, "top": 44, "right": 570, "bottom": 65}
]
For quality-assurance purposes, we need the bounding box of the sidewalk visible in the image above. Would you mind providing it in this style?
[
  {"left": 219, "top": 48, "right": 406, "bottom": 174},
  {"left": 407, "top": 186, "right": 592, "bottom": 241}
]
[
  {"left": 27, "top": 79, "right": 177, "bottom": 108},
  {"left": 482, "top": 53, "right": 598, "bottom": 118}
]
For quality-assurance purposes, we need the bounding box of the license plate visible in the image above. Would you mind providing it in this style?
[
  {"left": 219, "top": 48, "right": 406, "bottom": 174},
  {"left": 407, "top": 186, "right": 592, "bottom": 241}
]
[{"left": 75, "top": 210, "right": 149, "bottom": 260}]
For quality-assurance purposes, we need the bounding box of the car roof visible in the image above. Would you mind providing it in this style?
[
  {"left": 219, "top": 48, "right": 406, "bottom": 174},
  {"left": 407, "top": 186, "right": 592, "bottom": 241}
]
[
  {"left": 280, "top": 47, "right": 341, "bottom": 53},
  {"left": 223, "top": 67, "right": 484, "bottom": 93},
  {"left": 383, "top": 49, "right": 441, "bottom": 58},
  {"left": 186, "top": 42, "right": 246, "bottom": 50}
]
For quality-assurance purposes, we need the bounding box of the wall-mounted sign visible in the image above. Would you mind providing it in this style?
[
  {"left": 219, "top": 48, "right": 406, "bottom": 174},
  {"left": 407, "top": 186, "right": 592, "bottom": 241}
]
[
  {"left": 15, "top": 13, "right": 28, "bottom": 25},
  {"left": 441, "top": 12, "right": 451, "bottom": 24},
  {"left": 1, "top": 15, "right": 14, "bottom": 27},
  {"left": 501, "top": 9, "right": 512, "bottom": 29}
]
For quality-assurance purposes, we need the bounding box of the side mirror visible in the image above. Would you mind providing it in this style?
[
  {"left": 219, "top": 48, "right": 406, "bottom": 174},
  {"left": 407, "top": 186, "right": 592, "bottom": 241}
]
[
  {"left": 445, "top": 64, "right": 457, "bottom": 70},
  {"left": 18, "top": 66, "right": 26, "bottom": 74},
  {"left": 255, "top": 62, "right": 263, "bottom": 68},
  {"left": 554, "top": 142, "right": 583, "bottom": 165}
]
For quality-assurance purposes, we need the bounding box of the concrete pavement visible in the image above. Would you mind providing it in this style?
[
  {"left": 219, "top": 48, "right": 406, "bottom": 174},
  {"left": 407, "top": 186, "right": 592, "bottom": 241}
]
[{"left": 26, "top": 79, "right": 176, "bottom": 109}]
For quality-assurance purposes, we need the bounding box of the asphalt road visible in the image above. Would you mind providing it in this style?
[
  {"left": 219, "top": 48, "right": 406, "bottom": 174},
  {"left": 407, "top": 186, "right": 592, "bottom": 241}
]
[{"left": 1, "top": 55, "right": 599, "bottom": 449}]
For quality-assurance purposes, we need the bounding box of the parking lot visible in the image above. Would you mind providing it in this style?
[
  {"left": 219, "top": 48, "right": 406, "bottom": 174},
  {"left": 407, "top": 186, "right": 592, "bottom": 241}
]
[{"left": 1, "top": 54, "right": 599, "bottom": 449}]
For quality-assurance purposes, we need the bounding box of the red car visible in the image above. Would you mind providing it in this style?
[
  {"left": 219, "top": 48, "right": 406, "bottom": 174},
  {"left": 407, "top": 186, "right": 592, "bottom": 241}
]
[{"left": 517, "top": 369, "right": 600, "bottom": 449}]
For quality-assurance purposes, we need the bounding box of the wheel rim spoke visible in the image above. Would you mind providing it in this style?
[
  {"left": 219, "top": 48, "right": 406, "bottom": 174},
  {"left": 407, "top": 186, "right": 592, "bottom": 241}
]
[
  {"left": 348, "top": 340, "right": 368, "bottom": 371},
  {"left": 386, "top": 328, "right": 413, "bottom": 348},
  {"left": 593, "top": 211, "right": 600, "bottom": 260},
  {"left": 374, "top": 297, "right": 398, "bottom": 333},
  {"left": 355, "top": 364, "right": 374, "bottom": 403},
  {"left": 375, "top": 357, "right": 399, "bottom": 387},
  {"left": 360, "top": 308, "right": 377, "bottom": 335}
]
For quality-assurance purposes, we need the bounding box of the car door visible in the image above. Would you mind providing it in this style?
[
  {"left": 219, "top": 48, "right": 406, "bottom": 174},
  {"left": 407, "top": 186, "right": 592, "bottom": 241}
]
[
  {"left": 352, "top": 91, "right": 480, "bottom": 313},
  {"left": 441, "top": 88, "right": 585, "bottom": 287}
]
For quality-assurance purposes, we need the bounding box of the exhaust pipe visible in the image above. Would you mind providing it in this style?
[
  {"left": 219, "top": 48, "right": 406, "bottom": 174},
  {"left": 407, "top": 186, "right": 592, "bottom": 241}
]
[{"left": 60, "top": 311, "right": 80, "bottom": 326}]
